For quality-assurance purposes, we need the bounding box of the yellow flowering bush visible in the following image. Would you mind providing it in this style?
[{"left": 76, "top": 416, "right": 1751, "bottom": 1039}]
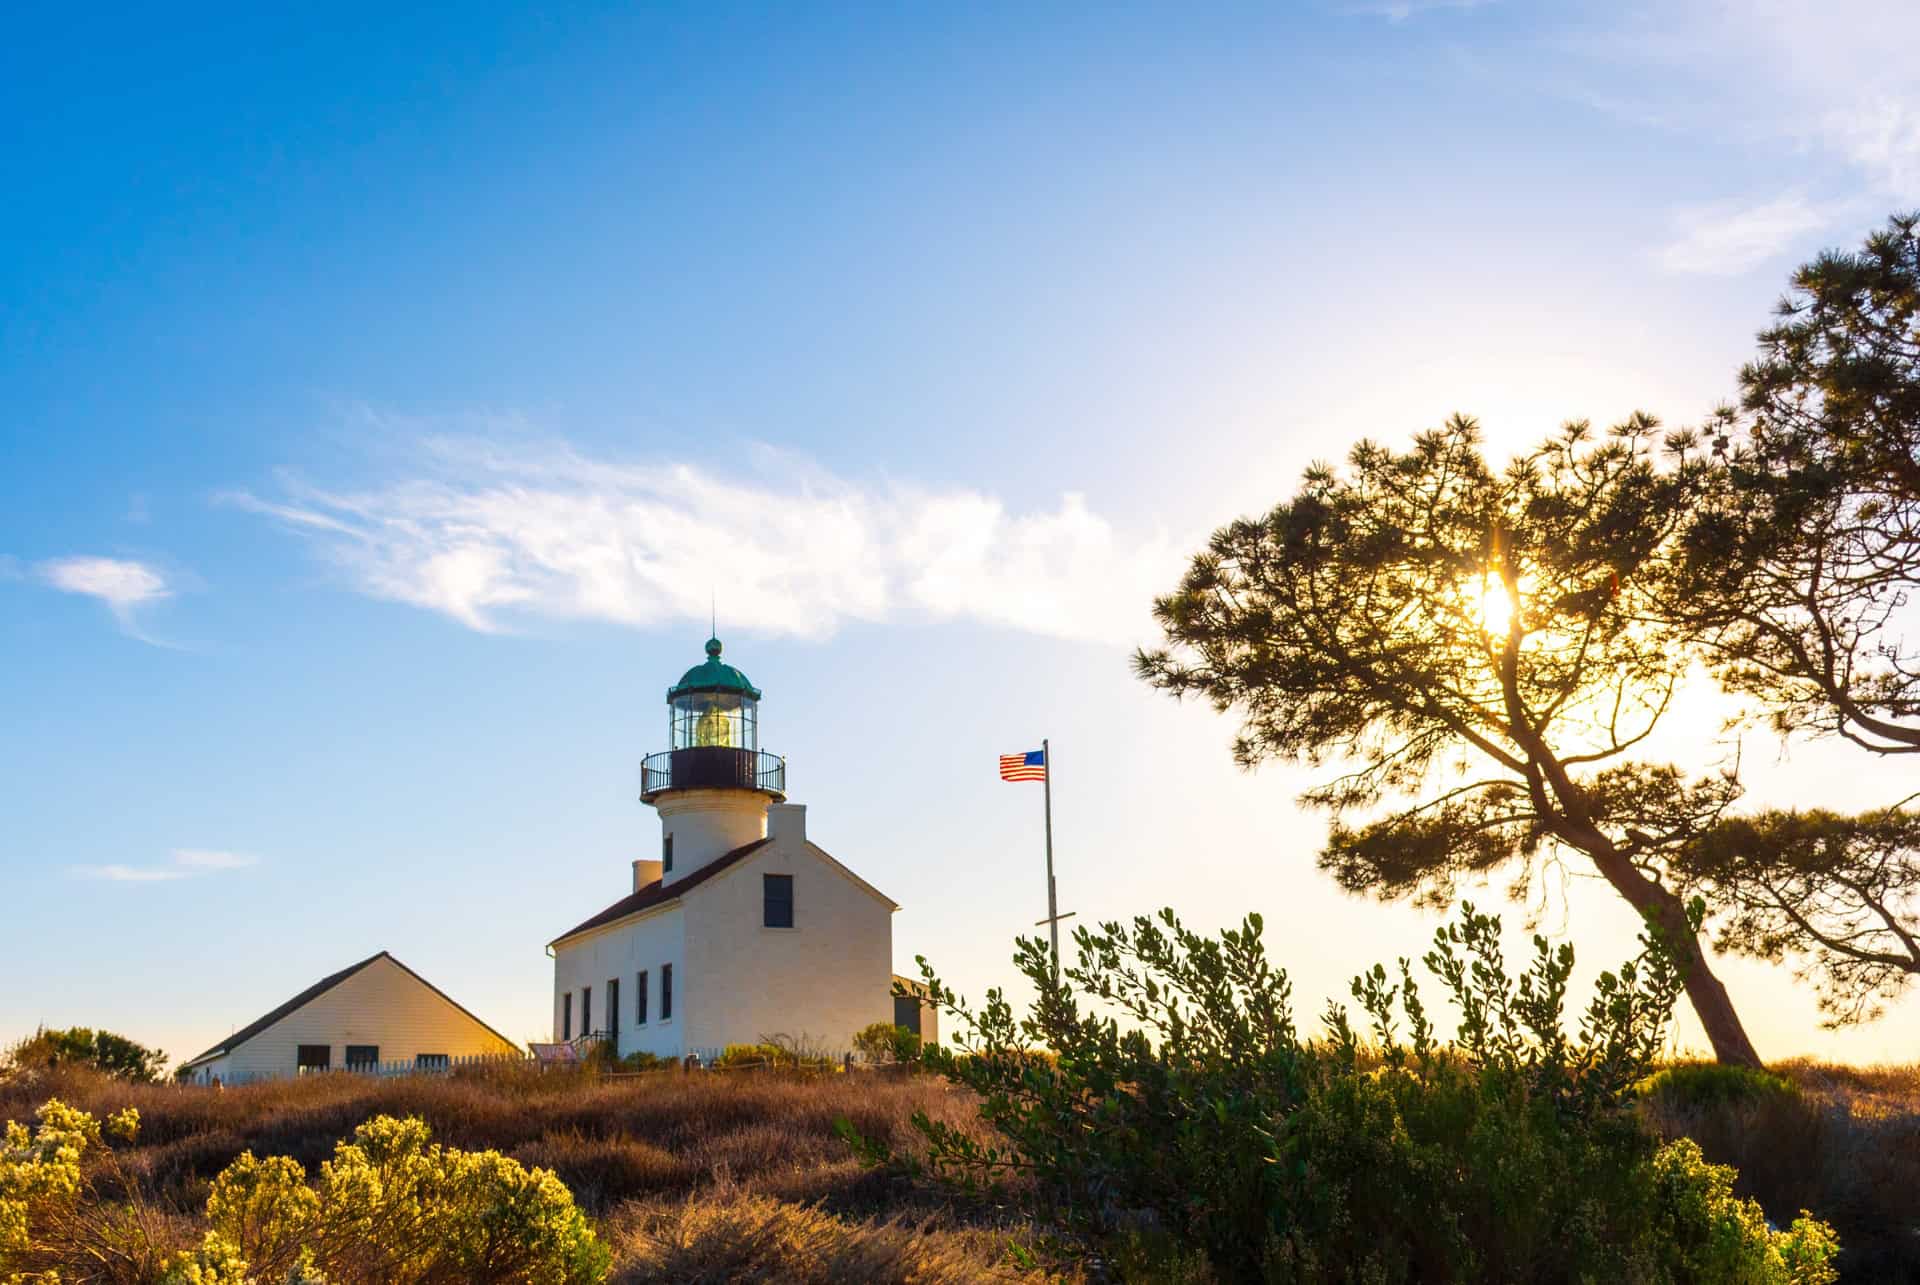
[
  {"left": 1, "top": 1099, "right": 141, "bottom": 1283},
  {"left": 166, "top": 1113, "right": 610, "bottom": 1284}
]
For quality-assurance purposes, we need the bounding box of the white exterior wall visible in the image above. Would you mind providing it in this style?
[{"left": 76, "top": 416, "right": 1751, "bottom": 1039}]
[
  {"left": 681, "top": 834, "right": 894, "bottom": 1053},
  {"left": 551, "top": 905, "right": 688, "bottom": 1059},
  {"left": 656, "top": 789, "right": 769, "bottom": 884},
  {"left": 187, "top": 1052, "right": 233, "bottom": 1084},
  {"left": 188, "top": 957, "right": 517, "bottom": 1083}
]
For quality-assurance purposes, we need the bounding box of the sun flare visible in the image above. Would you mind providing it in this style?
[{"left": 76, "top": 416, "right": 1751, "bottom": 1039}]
[{"left": 1477, "top": 579, "right": 1514, "bottom": 637}]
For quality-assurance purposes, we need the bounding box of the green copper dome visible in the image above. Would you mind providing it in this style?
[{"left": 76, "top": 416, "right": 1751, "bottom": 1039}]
[{"left": 667, "top": 637, "right": 762, "bottom": 700}]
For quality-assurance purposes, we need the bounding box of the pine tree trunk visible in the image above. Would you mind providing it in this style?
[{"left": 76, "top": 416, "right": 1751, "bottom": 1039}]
[{"left": 1588, "top": 848, "right": 1763, "bottom": 1068}]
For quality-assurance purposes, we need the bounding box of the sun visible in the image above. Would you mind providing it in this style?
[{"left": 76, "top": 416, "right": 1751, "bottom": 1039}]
[{"left": 1477, "top": 579, "right": 1515, "bottom": 637}]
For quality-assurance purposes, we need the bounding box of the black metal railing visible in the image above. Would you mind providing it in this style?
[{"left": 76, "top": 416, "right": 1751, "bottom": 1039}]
[{"left": 641, "top": 747, "right": 785, "bottom": 798}]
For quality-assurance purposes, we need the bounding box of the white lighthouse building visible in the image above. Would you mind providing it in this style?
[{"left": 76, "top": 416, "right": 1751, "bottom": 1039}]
[{"left": 547, "top": 637, "right": 898, "bottom": 1059}]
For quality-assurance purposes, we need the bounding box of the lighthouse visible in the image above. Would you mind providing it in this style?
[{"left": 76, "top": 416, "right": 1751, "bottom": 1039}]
[
  {"left": 546, "top": 637, "right": 902, "bottom": 1060},
  {"left": 642, "top": 636, "right": 786, "bottom": 888}
]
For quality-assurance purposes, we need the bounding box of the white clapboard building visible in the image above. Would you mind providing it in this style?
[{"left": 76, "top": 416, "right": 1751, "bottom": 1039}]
[
  {"left": 177, "top": 951, "right": 520, "bottom": 1084},
  {"left": 548, "top": 638, "right": 899, "bottom": 1059}
]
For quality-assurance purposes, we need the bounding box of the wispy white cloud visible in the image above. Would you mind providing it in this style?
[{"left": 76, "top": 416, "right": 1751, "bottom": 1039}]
[
  {"left": 37, "top": 555, "right": 174, "bottom": 642},
  {"left": 72, "top": 849, "right": 262, "bottom": 883},
  {"left": 229, "top": 436, "right": 1183, "bottom": 647},
  {"left": 1654, "top": 193, "right": 1837, "bottom": 276},
  {"left": 1521, "top": 1, "right": 1920, "bottom": 274},
  {"left": 39, "top": 556, "right": 169, "bottom": 608},
  {"left": 171, "top": 849, "right": 260, "bottom": 870},
  {"left": 1822, "top": 92, "right": 1920, "bottom": 195},
  {"left": 75, "top": 864, "right": 190, "bottom": 883}
]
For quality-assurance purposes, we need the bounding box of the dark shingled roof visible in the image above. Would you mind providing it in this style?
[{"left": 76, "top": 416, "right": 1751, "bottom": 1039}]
[
  {"left": 549, "top": 837, "right": 772, "bottom": 947},
  {"left": 180, "top": 951, "right": 517, "bottom": 1070}
]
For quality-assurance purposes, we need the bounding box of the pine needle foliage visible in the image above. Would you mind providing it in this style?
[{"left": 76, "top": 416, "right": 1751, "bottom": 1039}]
[
  {"left": 1683, "top": 212, "right": 1920, "bottom": 756},
  {"left": 1679, "top": 801, "right": 1920, "bottom": 1026},
  {"left": 1133, "top": 414, "right": 1761, "bottom": 1064}
]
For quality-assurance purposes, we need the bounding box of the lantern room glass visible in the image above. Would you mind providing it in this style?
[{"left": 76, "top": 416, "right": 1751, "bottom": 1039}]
[{"left": 669, "top": 691, "right": 759, "bottom": 751}]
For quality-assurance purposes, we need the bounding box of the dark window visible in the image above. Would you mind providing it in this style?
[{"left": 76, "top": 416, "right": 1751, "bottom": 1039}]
[
  {"left": 764, "top": 873, "right": 794, "bottom": 928},
  {"left": 582, "top": 986, "right": 592, "bottom": 1034},
  {"left": 663, "top": 833, "right": 673, "bottom": 873},
  {"left": 415, "top": 1053, "right": 449, "bottom": 1070},
  {"left": 636, "top": 970, "right": 648, "bottom": 1024},
  {"left": 894, "top": 994, "right": 923, "bottom": 1037},
  {"left": 562, "top": 992, "right": 572, "bottom": 1041},
  {"left": 608, "top": 978, "right": 620, "bottom": 1036},
  {"left": 661, "top": 964, "right": 673, "bottom": 1021},
  {"left": 345, "top": 1045, "right": 379, "bottom": 1070},
  {"left": 296, "top": 1044, "right": 330, "bottom": 1073}
]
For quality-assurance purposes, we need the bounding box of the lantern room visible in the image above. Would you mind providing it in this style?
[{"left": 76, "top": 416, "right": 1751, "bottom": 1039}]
[
  {"left": 641, "top": 637, "right": 785, "bottom": 802},
  {"left": 668, "top": 637, "right": 761, "bottom": 750}
]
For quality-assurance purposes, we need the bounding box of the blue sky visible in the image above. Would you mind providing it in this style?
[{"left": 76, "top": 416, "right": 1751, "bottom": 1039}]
[{"left": 5, "top": 1, "right": 1918, "bottom": 1066}]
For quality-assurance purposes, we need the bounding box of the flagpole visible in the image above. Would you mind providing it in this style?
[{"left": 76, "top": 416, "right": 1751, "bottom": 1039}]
[{"left": 1043, "top": 737, "right": 1059, "bottom": 983}]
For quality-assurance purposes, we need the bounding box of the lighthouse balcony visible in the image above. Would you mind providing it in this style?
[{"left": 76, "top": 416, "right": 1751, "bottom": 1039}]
[{"left": 641, "top": 747, "right": 786, "bottom": 801}]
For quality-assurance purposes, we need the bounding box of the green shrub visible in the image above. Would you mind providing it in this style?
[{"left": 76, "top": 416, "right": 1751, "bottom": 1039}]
[
  {"left": 715, "top": 1043, "right": 788, "bottom": 1069},
  {"left": 853, "top": 1023, "right": 921, "bottom": 1065},
  {"left": 1639, "top": 1062, "right": 1800, "bottom": 1108},
  {"left": 1646, "top": 1138, "right": 1839, "bottom": 1284},
  {"left": 4, "top": 1025, "right": 169, "bottom": 1083},
  {"left": 714, "top": 1041, "right": 839, "bottom": 1071},
  {"left": 618, "top": 1050, "right": 674, "bottom": 1073},
  {"left": 848, "top": 902, "right": 1839, "bottom": 1284},
  {"left": 164, "top": 1113, "right": 610, "bottom": 1283},
  {"left": 581, "top": 1039, "right": 623, "bottom": 1073}
]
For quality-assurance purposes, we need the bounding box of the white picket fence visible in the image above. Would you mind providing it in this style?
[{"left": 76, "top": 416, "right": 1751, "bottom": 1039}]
[
  {"left": 302, "top": 1051, "right": 533, "bottom": 1079},
  {"left": 200, "top": 1040, "right": 894, "bottom": 1087}
]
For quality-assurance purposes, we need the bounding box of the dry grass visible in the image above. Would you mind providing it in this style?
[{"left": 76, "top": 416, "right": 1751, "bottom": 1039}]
[
  {"left": 0, "top": 1062, "right": 978, "bottom": 1215},
  {"left": 13, "top": 1058, "right": 1920, "bottom": 1282},
  {"left": 604, "top": 1184, "right": 1076, "bottom": 1284},
  {"left": 1, "top": 1063, "right": 1050, "bottom": 1283},
  {"left": 1641, "top": 1060, "right": 1920, "bottom": 1282}
]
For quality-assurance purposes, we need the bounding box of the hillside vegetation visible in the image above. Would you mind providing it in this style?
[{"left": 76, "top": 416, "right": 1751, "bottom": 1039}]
[
  {"left": 3, "top": 1053, "right": 1917, "bottom": 1281},
  {"left": 0, "top": 1062, "right": 1058, "bottom": 1283}
]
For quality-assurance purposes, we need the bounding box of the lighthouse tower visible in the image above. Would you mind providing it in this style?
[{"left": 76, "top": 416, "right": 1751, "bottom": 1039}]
[
  {"left": 546, "top": 635, "right": 903, "bottom": 1060},
  {"left": 641, "top": 637, "right": 787, "bottom": 887}
]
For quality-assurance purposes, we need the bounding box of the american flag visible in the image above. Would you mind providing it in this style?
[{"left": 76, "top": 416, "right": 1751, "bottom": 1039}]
[{"left": 999, "top": 749, "right": 1047, "bottom": 782}]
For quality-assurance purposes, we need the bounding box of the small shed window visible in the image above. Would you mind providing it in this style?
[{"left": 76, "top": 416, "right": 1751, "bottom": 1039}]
[
  {"left": 345, "top": 1045, "right": 379, "bottom": 1070},
  {"left": 763, "top": 873, "right": 794, "bottom": 928},
  {"left": 636, "top": 969, "right": 649, "bottom": 1024},
  {"left": 297, "top": 1044, "right": 330, "bottom": 1073},
  {"left": 562, "top": 991, "right": 572, "bottom": 1041},
  {"left": 608, "top": 978, "right": 620, "bottom": 1036},
  {"left": 894, "top": 993, "right": 923, "bottom": 1037},
  {"left": 415, "top": 1053, "right": 449, "bottom": 1070},
  {"left": 661, "top": 963, "right": 673, "bottom": 1021}
]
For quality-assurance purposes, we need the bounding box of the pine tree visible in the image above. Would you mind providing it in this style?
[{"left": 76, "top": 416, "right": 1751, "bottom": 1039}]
[{"left": 1136, "top": 415, "right": 1763, "bottom": 1065}]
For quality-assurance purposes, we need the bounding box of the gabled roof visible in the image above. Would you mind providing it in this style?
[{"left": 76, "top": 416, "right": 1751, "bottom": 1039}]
[
  {"left": 548, "top": 838, "right": 772, "bottom": 948},
  {"left": 549, "top": 832, "right": 900, "bottom": 948},
  {"left": 179, "top": 951, "right": 517, "bottom": 1070}
]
